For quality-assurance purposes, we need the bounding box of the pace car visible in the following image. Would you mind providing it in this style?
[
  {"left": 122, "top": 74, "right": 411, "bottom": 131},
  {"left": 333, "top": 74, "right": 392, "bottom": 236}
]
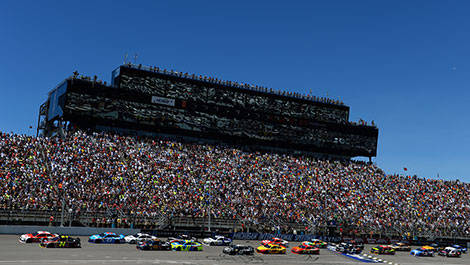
[
  {"left": 223, "top": 244, "right": 254, "bottom": 255},
  {"left": 40, "top": 235, "right": 81, "bottom": 248},
  {"left": 371, "top": 245, "right": 395, "bottom": 255},
  {"left": 410, "top": 247, "right": 434, "bottom": 257},
  {"left": 88, "top": 232, "right": 125, "bottom": 243},
  {"left": 19, "top": 231, "right": 59, "bottom": 243},
  {"left": 256, "top": 244, "right": 286, "bottom": 254},
  {"left": 124, "top": 233, "right": 157, "bottom": 244},
  {"left": 261, "top": 237, "right": 289, "bottom": 247},
  {"left": 170, "top": 240, "right": 203, "bottom": 251},
  {"left": 291, "top": 244, "right": 320, "bottom": 254},
  {"left": 136, "top": 239, "right": 171, "bottom": 251},
  {"left": 203, "top": 235, "right": 232, "bottom": 246},
  {"left": 438, "top": 247, "right": 461, "bottom": 257}
]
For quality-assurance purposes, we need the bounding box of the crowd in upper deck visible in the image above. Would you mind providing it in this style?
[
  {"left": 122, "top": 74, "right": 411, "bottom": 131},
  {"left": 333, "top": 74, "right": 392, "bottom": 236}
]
[{"left": 0, "top": 130, "right": 468, "bottom": 237}]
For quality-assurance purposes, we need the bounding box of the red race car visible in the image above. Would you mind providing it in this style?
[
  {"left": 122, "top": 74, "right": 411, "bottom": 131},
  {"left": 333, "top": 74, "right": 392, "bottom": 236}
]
[
  {"left": 19, "top": 231, "right": 59, "bottom": 243},
  {"left": 291, "top": 244, "right": 320, "bottom": 254},
  {"left": 261, "top": 237, "right": 289, "bottom": 247}
]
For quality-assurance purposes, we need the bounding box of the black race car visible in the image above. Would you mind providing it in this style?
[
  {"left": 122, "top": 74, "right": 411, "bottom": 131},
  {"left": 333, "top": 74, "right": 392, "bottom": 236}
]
[
  {"left": 223, "top": 244, "right": 254, "bottom": 255},
  {"left": 40, "top": 235, "right": 81, "bottom": 248},
  {"left": 137, "top": 239, "right": 171, "bottom": 250},
  {"left": 336, "top": 242, "right": 363, "bottom": 254}
]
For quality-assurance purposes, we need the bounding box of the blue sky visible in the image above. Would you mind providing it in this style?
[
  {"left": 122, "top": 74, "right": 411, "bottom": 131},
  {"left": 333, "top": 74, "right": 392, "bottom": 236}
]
[{"left": 0, "top": 1, "right": 469, "bottom": 182}]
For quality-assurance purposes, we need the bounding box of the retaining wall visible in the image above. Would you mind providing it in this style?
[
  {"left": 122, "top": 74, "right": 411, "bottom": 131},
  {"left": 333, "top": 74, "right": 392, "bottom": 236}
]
[{"left": 0, "top": 225, "right": 139, "bottom": 236}]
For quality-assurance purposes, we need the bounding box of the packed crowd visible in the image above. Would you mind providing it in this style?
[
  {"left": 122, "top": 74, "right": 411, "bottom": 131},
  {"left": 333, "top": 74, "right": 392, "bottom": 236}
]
[{"left": 0, "top": 130, "right": 469, "bottom": 237}]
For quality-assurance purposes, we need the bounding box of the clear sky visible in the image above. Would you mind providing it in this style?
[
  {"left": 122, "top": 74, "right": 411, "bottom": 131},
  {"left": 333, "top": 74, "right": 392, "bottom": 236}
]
[{"left": 1, "top": 0, "right": 469, "bottom": 182}]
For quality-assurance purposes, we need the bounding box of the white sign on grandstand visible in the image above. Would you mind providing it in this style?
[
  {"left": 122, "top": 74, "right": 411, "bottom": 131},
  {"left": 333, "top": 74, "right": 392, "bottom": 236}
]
[{"left": 151, "top": 96, "right": 175, "bottom": 107}]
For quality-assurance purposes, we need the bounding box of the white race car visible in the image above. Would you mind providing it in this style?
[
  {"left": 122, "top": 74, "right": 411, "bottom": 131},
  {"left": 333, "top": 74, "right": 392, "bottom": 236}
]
[
  {"left": 261, "top": 237, "right": 289, "bottom": 247},
  {"left": 124, "top": 233, "right": 157, "bottom": 244},
  {"left": 203, "top": 235, "right": 232, "bottom": 246},
  {"left": 19, "top": 231, "right": 59, "bottom": 243}
]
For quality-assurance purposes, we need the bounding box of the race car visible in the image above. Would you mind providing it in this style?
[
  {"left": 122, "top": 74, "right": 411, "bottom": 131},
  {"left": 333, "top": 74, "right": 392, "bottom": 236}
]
[
  {"left": 391, "top": 242, "right": 411, "bottom": 251},
  {"left": 168, "top": 234, "right": 196, "bottom": 242},
  {"left": 410, "top": 247, "right": 434, "bottom": 257},
  {"left": 450, "top": 244, "right": 467, "bottom": 253},
  {"left": 124, "top": 233, "right": 157, "bottom": 244},
  {"left": 19, "top": 231, "right": 59, "bottom": 243},
  {"left": 303, "top": 239, "right": 327, "bottom": 248},
  {"left": 438, "top": 247, "right": 461, "bottom": 257},
  {"left": 136, "top": 239, "right": 171, "bottom": 251},
  {"left": 421, "top": 245, "right": 436, "bottom": 251},
  {"left": 88, "top": 232, "right": 125, "bottom": 243},
  {"left": 40, "top": 235, "right": 81, "bottom": 248},
  {"left": 291, "top": 244, "right": 320, "bottom": 254},
  {"left": 170, "top": 240, "right": 203, "bottom": 251},
  {"left": 222, "top": 244, "right": 254, "bottom": 255},
  {"left": 203, "top": 235, "right": 232, "bottom": 246},
  {"left": 336, "top": 242, "right": 363, "bottom": 254},
  {"left": 371, "top": 245, "right": 395, "bottom": 255},
  {"left": 261, "top": 237, "right": 289, "bottom": 247},
  {"left": 256, "top": 244, "right": 286, "bottom": 254}
]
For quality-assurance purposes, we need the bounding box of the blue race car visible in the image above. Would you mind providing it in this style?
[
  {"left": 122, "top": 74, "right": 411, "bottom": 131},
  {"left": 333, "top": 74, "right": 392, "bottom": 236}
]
[
  {"left": 410, "top": 247, "right": 434, "bottom": 257},
  {"left": 451, "top": 245, "right": 467, "bottom": 253},
  {"left": 88, "top": 232, "right": 125, "bottom": 243}
]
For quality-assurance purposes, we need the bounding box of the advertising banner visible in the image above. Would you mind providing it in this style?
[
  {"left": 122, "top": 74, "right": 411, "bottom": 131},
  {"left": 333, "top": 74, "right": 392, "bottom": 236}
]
[{"left": 151, "top": 96, "right": 175, "bottom": 107}]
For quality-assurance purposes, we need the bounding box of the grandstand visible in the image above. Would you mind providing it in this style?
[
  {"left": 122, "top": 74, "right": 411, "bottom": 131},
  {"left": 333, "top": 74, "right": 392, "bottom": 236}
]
[
  {"left": 0, "top": 64, "right": 468, "bottom": 243},
  {"left": 38, "top": 63, "right": 378, "bottom": 160}
]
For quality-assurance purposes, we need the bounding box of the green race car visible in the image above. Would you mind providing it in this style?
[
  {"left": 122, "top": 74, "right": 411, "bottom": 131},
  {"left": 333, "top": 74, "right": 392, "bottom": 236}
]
[
  {"left": 371, "top": 245, "right": 395, "bottom": 255},
  {"left": 170, "top": 240, "right": 203, "bottom": 251}
]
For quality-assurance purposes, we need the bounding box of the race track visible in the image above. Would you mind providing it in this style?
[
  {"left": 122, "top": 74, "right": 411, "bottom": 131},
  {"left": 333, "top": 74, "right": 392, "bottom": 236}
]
[{"left": 0, "top": 235, "right": 468, "bottom": 265}]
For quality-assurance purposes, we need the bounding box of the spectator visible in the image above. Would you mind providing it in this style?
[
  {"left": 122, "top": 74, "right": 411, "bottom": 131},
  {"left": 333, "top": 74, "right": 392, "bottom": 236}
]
[{"left": 0, "top": 130, "right": 468, "bottom": 237}]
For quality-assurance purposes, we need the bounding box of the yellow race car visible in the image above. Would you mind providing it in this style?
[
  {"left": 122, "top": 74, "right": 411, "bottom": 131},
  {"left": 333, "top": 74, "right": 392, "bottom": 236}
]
[
  {"left": 256, "top": 244, "right": 286, "bottom": 254},
  {"left": 422, "top": 245, "right": 436, "bottom": 251}
]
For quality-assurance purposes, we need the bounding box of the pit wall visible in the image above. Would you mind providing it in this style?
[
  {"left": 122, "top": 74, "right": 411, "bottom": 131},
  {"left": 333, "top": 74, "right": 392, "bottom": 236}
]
[{"left": 0, "top": 225, "right": 139, "bottom": 236}]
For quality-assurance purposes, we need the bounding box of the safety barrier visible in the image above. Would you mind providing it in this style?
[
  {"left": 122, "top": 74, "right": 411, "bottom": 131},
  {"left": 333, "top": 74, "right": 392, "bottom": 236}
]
[{"left": 0, "top": 225, "right": 139, "bottom": 236}]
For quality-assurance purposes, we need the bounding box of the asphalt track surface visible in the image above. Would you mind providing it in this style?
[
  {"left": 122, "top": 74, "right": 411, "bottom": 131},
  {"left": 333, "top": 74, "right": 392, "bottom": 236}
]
[{"left": 0, "top": 235, "right": 468, "bottom": 265}]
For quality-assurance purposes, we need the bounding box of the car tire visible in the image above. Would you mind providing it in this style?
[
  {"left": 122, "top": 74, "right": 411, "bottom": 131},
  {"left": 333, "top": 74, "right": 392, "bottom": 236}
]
[
  {"left": 95, "top": 239, "right": 102, "bottom": 243},
  {"left": 25, "top": 239, "right": 32, "bottom": 243},
  {"left": 130, "top": 240, "right": 135, "bottom": 244}
]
